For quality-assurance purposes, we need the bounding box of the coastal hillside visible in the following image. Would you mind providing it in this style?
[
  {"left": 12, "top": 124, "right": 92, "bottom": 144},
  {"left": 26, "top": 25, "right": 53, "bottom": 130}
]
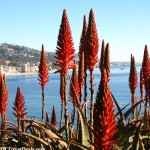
[
  {"left": 0, "top": 43, "right": 56, "bottom": 66},
  {"left": 0, "top": 43, "right": 79, "bottom": 67}
]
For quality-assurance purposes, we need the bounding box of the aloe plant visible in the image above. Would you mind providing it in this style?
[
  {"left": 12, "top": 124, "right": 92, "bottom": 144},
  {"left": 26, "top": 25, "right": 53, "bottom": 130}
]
[
  {"left": 38, "top": 44, "right": 49, "bottom": 123},
  {"left": 104, "top": 43, "right": 110, "bottom": 82},
  {"left": 12, "top": 86, "right": 27, "bottom": 132},
  {"left": 0, "top": 76, "right": 8, "bottom": 131},
  {"left": 129, "top": 54, "right": 138, "bottom": 118},
  {"left": 86, "top": 9, "right": 99, "bottom": 142},
  {"left": 78, "top": 15, "right": 87, "bottom": 104},
  {"left": 0, "top": 8, "right": 150, "bottom": 150},
  {"left": 54, "top": 9, "right": 75, "bottom": 140},
  {"left": 91, "top": 69, "right": 117, "bottom": 149},
  {"left": 141, "top": 45, "right": 150, "bottom": 128}
]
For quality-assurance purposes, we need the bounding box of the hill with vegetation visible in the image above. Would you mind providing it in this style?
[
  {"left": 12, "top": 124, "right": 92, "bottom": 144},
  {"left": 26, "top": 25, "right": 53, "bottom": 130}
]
[{"left": 0, "top": 43, "right": 56, "bottom": 66}]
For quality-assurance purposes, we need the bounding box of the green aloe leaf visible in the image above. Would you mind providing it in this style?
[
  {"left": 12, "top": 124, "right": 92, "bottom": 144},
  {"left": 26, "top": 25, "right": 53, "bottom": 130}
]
[
  {"left": 76, "top": 107, "right": 90, "bottom": 147},
  {"left": 57, "top": 122, "right": 72, "bottom": 134},
  {"left": 124, "top": 100, "right": 143, "bottom": 120},
  {"left": 116, "top": 103, "right": 130, "bottom": 117},
  {"left": 70, "top": 77, "right": 90, "bottom": 148},
  {"left": 112, "top": 93, "right": 125, "bottom": 134}
]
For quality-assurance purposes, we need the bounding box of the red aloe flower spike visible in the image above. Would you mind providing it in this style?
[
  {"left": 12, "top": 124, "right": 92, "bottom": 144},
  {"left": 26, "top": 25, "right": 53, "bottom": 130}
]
[
  {"left": 99, "top": 39, "right": 105, "bottom": 73},
  {"left": 51, "top": 105, "right": 57, "bottom": 127},
  {"left": 91, "top": 69, "right": 117, "bottom": 150},
  {"left": 142, "top": 45, "right": 150, "bottom": 127},
  {"left": 38, "top": 44, "right": 49, "bottom": 90},
  {"left": 13, "top": 87, "right": 27, "bottom": 131},
  {"left": 38, "top": 44, "right": 49, "bottom": 123},
  {"left": 0, "top": 79, "right": 8, "bottom": 130},
  {"left": 54, "top": 9, "right": 75, "bottom": 139},
  {"left": 129, "top": 55, "right": 138, "bottom": 118},
  {"left": 142, "top": 45, "right": 150, "bottom": 92},
  {"left": 86, "top": 9, "right": 99, "bottom": 71},
  {"left": 86, "top": 9, "right": 99, "bottom": 141},
  {"left": 12, "top": 87, "right": 27, "bottom": 118},
  {"left": 104, "top": 43, "right": 110, "bottom": 81},
  {"left": 3, "top": 74, "right": 8, "bottom": 97},
  {"left": 78, "top": 15, "right": 87, "bottom": 93},
  {"left": 129, "top": 55, "right": 138, "bottom": 96},
  {"left": 54, "top": 9, "right": 75, "bottom": 76},
  {"left": 140, "top": 68, "right": 144, "bottom": 97},
  {"left": 80, "top": 15, "right": 88, "bottom": 121},
  {"left": 70, "top": 61, "right": 80, "bottom": 107}
]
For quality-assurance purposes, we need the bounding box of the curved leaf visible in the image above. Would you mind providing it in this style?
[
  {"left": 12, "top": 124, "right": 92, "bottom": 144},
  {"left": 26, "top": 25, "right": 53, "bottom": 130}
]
[{"left": 124, "top": 100, "right": 143, "bottom": 120}]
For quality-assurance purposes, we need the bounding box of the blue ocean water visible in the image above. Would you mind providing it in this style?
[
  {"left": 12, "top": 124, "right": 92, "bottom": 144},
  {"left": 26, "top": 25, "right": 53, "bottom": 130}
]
[{"left": 5, "top": 65, "right": 142, "bottom": 123}]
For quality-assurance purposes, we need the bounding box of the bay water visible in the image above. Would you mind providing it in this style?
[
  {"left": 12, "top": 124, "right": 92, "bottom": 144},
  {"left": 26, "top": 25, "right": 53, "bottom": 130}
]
[{"left": 5, "top": 65, "right": 142, "bottom": 123}]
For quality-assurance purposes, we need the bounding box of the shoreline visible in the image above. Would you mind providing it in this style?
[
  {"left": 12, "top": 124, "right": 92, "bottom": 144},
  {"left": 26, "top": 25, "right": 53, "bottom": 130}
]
[{"left": 4, "top": 70, "right": 56, "bottom": 76}]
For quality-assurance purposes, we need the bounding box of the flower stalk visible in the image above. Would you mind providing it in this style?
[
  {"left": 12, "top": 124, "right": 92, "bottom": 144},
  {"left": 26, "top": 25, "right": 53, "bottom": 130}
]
[
  {"left": 54, "top": 9, "right": 75, "bottom": 140},
  {"left": 86, "top": 9, "right": 99, "bottom": 141},
  {"left": 38, "top": 44, "right": 49, "bottom": 123}
]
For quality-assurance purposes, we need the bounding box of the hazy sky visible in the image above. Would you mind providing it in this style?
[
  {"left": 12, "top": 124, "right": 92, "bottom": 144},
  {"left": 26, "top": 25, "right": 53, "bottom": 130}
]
[{"left": 0, "top": 1, "right": 150, "bottom": 62}]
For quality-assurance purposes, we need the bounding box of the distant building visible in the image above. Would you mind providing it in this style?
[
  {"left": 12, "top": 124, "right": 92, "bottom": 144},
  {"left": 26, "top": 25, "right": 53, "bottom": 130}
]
[{"left": 22, "top": 64, "right": 28, "bottom": 73}]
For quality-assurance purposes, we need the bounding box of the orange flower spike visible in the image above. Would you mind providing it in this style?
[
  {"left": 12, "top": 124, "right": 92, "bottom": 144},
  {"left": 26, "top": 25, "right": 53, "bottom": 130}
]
[
  {"left": 86, "top": 9, "right": 99, "bottom": 141},
  {"left": 99, "top": 39, "right": 105, "bottom": 73},
  {"left": 0, "top": 79, "right": 8, "bottom": 130},
  {"left": 54, "top": 9, "right": 75, "bottom": 76},
  {"left": 54, "top": 9, "right": 75, "bottom": 138},
  {"left": 91, "top": 69, "right": 117, "bottom": 149},
  {"left": 78, "top": 15, "right": 87, "bottom": 89},
  {"left": 3, "top": 74, "right": 8, "bottom": 98},
  {"left": 38, "top": 44, "right": 49, "bottom": 90},
  {"left": 12, "top": 87, "right": 27, "bottom": 118},
  {"left": 129, "top": 54, "right": 138, "bottom": 95},
  {"left": 142, "top": 45, "right": 150, "bottom": 90},
  {"left": 86, "top": 9, "right": 99, "bottom": 71},
  {"left": 51, "top": 105, "right": 57, "bottom": 127},
  {"left": 0, "top": 79, "right": 8, "bottom": 117},
  {"left": 104, "top": 43, "right": 110, "bottom": 82}
]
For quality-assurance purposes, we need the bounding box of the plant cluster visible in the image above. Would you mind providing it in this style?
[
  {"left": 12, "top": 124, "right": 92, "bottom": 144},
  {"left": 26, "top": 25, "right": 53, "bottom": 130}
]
[{"left": 0, "top": 9, "right": 150, "bottom": 150}]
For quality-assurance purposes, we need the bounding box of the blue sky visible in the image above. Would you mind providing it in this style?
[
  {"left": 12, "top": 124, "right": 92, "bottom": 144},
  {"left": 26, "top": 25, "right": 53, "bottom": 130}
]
[{"left": 0, "top": 1, "right": 150, "bottom": 62}]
